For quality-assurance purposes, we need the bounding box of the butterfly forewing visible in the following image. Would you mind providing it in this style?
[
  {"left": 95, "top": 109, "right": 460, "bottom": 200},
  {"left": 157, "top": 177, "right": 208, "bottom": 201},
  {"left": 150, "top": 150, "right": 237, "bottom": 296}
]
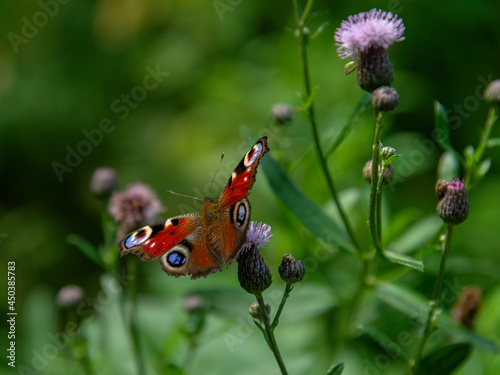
[
  {"left": 218, "top": 137, "right": 269, "bottom": 208},
  {"left": 118, "top": 214, "right": 201, "bottom": 261}
]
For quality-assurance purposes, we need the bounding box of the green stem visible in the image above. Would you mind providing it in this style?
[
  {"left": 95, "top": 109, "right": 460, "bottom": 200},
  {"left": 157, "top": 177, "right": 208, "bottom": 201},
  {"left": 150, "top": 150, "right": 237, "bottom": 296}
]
[
  {"left": 255, "top": 293, "right": 289, "bottom": 375},
  {"left": 121, "top": 259, "right": 146, "bottom": 375},
  {"left": 368, "top": 111, "right": 385, "bottom": 257},
  {"left": 376, "top": 192, "right": 383, "bottom": 241},
  {"left": 410, "top": 224, "right": 454, "bottom": 374},
  {"left": 292, "top": 0, "right": 361, "bottom": 253},
  {"left": 271, "top": 284, "right": 293, "bottom": 329},
  {"left": 474, "top": 106, "right": 498, "bottom": 163},
  {"left": 465, "top": 106, "right": 498, "bottom": 188}
]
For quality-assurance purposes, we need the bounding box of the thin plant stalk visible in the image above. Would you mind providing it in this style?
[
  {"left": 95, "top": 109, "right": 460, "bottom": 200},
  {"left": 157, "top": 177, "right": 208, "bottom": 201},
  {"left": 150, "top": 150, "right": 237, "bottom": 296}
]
[
  {"left": 271, "top": 283, "right": 293, "bottom": 329},
  {"left": 120, "top": 258, "right": 146, "bottom": 375},
  {"left": 292, "top": 0, "right": 361, "bottom": 253},
  {"left": 474, "top": 106, "right": 498, "bottom": 163},
  {"left": 368, "top": 111, "right": 386, "bottom": 257},
  {"left": 465, "top": 106, "right": 498, "bottom": 188},
  {"left": 410, "top": 224, "right": 454, "bottom": 374},
  {"left": 255, "top": 292, "right": 289, "bottom": 375}
]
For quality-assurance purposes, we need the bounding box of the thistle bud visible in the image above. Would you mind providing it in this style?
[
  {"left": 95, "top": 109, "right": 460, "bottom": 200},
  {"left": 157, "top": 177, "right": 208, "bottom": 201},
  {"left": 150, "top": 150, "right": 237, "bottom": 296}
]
[
  {"left": 183, "top": 295, "right": 205, "bottom": 336},
  {"left": 362, "top": 160, "right": 394, "bottom": 185},
  {"left": 358, "top": 48, "right": 394, "bottom": 92},
  {"left": 484, "top": 79, "right": 500, "bottom": 105},
  {"left": 238, "top": 244, "right": 272, "bottom": 295},
  {"left": 371, "top": 86, "right": 399, "bottom": 112},
  {"left": 271, "top": 103, "right": 294, "bottom": 125},
  {"left": 90, "top": 167, "right": 118, "bottom": 198},
  {"left": 56, "top": 285, "right": 84, "bottom": 309},
  {"left": 380, "top": 146, "right": 397, "bottom": 161},
  {"left": 278, "top": 253, "right": 305, "bottom": 284},
  {"left": 183, "top": 295, "right": 204, "bottom": 313},
  {"left": 436, "top": 179, "right": 469, "bottom": 225},
  {"left": 249, "top": 301, "right": 271, "bottom": 320}
]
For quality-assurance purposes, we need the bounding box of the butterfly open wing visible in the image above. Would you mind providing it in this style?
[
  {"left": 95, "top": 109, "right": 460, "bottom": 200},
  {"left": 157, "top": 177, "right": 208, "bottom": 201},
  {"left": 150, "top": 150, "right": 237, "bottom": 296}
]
[{"left": 118, "top": 214, "right": 223, "bottom": 278}]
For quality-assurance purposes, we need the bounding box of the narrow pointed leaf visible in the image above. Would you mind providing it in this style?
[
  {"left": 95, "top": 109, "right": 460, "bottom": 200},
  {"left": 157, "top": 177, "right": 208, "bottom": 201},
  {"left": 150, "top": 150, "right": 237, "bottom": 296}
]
[
  {"left": 486, "top": 137, "right": 500, "bottom": 148},
  {"left": 434, "top": 101, "right": 464, "bottom": 164},
  {"left": 261, "top": 155, "right": 355, "bottom": 253},
  {"left": 325, "top": 93, "right": 371, "bottom": 158},
  {"left": 67, "top": 234, "right": 104, "bottom": 268},
  {"left": 418, "top": 343, "right": 472, "bottom": 375},
  {"left": 375, "top": 283, "right": 498, "bottom": 353},
  {"left": 384, "top": 250, "right": 424, "bottom": 272},
  {"left": 388, "top": 215, "right": 443, "bottom": 254},
  {"left": 326, "top": 363, "right": 344, "bottom": 375}
]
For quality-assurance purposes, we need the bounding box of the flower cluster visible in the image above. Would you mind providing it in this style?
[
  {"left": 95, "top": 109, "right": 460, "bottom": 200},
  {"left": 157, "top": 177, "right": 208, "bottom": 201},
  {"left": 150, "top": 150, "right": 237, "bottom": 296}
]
[{"left": 109, "top": 182, "right": 165, "bottom": 233}]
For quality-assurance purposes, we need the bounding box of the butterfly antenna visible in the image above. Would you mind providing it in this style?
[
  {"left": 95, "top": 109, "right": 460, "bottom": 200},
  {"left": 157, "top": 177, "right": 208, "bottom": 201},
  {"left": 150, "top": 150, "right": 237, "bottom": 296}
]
[
  {"left": 208, "top": 153, "right": 224, "bottom": 198},
  {"left": 166, "top": 190, "right": 204, "bottom": 201}
]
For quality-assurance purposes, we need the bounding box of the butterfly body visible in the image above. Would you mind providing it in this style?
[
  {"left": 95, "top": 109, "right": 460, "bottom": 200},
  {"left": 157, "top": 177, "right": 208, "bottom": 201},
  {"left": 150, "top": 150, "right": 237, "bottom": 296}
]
[{"left": 118, "top": 137, "right": 269, "bottom": 279}]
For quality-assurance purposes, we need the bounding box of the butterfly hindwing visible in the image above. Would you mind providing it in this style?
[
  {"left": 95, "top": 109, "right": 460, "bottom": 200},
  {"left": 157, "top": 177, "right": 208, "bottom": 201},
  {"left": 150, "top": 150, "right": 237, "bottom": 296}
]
[{"left": 220, "top": 197, "right": 251, "bottom": 264}]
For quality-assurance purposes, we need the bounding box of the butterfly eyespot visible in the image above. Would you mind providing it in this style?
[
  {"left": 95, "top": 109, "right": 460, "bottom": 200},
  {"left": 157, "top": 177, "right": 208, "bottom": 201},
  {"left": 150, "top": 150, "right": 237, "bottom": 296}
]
[
  {"left": 124, "top": 226, "right": 152, "bottom": 248},
  {"left": 244, "top": 142, "right": 263, "bottom": 167},
  {"left": 167, "top": 251, "right": 187, "bottom": 267},
  {"left": 159, "top": 241, "right": 192, "bottom": 274},
  {"left": 231, "top": 201, "right": 248, "bottom": 227}
]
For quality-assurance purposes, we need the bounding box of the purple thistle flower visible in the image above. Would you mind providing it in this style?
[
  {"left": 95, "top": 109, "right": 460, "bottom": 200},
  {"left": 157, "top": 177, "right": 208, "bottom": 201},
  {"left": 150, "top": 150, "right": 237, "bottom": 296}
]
[
  {"left": 246, "top": 221, "right": 272, "bottom": 249},
  {"left": 90, "top": 167, "right": 118, "bottom": 198},
  {"left": 109, "top": 182, "right": 165, "bottom": 231},
  {"left": 237, "top": 221, "right": 273, "bottom": 295},
  {"left": 335, "top": 9, "right": 405, "bottom": 61}
]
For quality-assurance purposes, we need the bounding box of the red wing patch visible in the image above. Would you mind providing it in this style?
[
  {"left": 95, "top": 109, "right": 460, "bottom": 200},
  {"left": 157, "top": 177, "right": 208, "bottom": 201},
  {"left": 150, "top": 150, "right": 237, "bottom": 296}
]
[
  {"left": 119, "top": 215, "right": 200, "bottom": 261},
  {"left": 218, "top": 137, "right": 269, "bottom": 208}
]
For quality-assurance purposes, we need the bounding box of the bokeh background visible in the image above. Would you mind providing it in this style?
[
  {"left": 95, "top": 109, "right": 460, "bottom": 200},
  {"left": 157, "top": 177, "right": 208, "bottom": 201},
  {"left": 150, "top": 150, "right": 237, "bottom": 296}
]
[{"left": 1, "top": 0, "right": 499, "bottom": 374}]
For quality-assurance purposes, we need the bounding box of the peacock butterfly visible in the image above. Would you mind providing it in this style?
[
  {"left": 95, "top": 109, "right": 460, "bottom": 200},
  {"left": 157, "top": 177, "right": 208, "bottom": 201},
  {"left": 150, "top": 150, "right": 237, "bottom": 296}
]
[{"left": 118, "top": 137, "right": 269, "bottom": 279}]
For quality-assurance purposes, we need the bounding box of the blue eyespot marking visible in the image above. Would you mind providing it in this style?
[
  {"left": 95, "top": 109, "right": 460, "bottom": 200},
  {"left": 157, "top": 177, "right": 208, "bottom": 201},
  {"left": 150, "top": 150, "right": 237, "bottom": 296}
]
[
  {"left": 237, "top": 204, "right": 246, "bottom": 226},
  {"left": 125, "top": 228, "right": 149, "bottom": 248},
  {"left": 167, "top": 251, "right": 186, "bottom": 267}
]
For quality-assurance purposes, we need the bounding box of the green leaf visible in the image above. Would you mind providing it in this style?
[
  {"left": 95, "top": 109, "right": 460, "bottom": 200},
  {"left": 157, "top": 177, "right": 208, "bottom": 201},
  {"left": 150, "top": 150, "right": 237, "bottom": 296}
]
[
  {"left": 486, "top": 137, "right": 500, "bottom": 148},
  {"left": 326, "top": 363, "right": 344, "bottom": 375},
  {"left": 375, "top": 282, "right": 428, "bottom": 318},
  {"left": 310, "top": 21, "right": 330, "bottom": 42},
  {"left": 383, "top": 250, "right": 424, "bottom": 272},
  {"left": 437, "top": 150, "right": 460, "bottom": 180},
  {"left": 384, "top": 154, "right": 401, "bottom": 165},
  {"left": 375, "top": 283, "right": 498, "bottom": 353},
  {"left": 435, "top": 314, "right": 497, "bottom": 353},
  {"left": 260, "top": 155, "right": 355, "bottom": 253},
  {"left": 325, "top": 93, "right": 371, "bottom": 159},
  {"left": 388, "top": 215, "right": 443, "bottom": 254},
  {"left": 362, "top": 324, "right": 410, "bottom": 360},
  {"left": 418, "top": 343, "right": 472, "bottom": 375},
  {"left": 302, "top": 85, "right": 320, "bottom": 110},
  {"left": 476, "top": 159, "right": 492, "bottom": 179},
  {"left": 434, "top": 101, "right": 464, "bottom": 164},
  {"left": 67, "top": 234, "right": 105, "bottom": 268}
]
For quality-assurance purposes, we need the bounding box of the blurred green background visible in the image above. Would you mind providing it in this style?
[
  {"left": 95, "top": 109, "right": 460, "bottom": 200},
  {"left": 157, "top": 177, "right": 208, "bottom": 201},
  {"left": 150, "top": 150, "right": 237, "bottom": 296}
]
[{"left": 1, "top": 0, "right": 499, "bottom": 374}]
